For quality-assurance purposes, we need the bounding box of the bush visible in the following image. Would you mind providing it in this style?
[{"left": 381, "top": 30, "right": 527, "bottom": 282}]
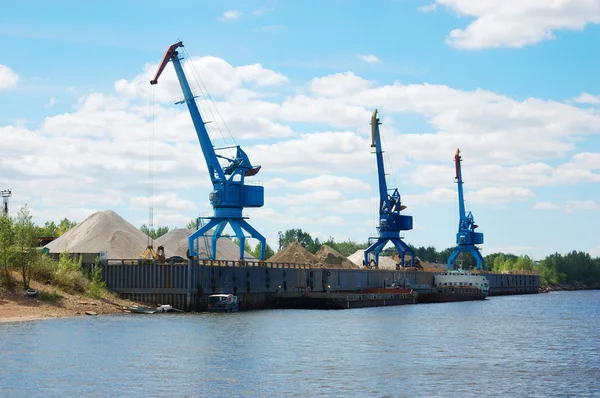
[
  {"left": 53, "top": 251, "right": 88, "bottom": 293},
  {"left": 31, "top": 253, "right": 56, "bottom": 282},
  {"left": 88, "top": 260, "right": 106, "bottom": 299}
]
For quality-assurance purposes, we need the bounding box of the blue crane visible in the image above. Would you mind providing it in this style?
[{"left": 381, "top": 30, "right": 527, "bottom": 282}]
[
  {"left": 447, "top": 149, "right": 485, "bottom": 270},
  {"left": 150, "top": 41, "right": 266, "bottom": 260},
  {"left": 363, "top": 110, "right": 415, "bottom": 268}
]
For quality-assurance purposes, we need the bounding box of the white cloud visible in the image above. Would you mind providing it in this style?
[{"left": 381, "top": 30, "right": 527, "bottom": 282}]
[
  {"left": 573, "top": 92, "right": 600, "bottom": 105},
  {"left": 129, "top": 193, "right": 197, "bottom": 211},
  {"left": 419, "top": 3, "right": 438, "bottom": 12},
  {"left": 45, "top": 96, "right": 57, "bottom": 108},
  {"left": 309, "top": 72, "right": 373, "bottom": 98},
  {"left": 219, "top": 10, "right": 242, "bottom": 21},
  {"left": 359, "top": 54, "right": 381, "bottom": 64},
  {"left": 468, "top": 187, "right": 535, "bottom": 204},
  {"left": 432, "top": 0, "right": 600, "bottom": 49},
  {"left": 115, "top": 55, "right": 287, "bottom": 103},
  {"left": 0, "top": 64, "right": 19, "bottom": 89},
  {"left": 565, "top": 200, "right": 600, "bottom": 213},
  {"left": 252, "top": 8, "right": 271, "bottom": 16},
  {"left": 534, "top": 202, "right": 559, "bottom": 210}
]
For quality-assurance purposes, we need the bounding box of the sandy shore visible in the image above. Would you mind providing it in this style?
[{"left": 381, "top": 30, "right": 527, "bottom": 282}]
[{"left": 1, "top": 279, "right": 146, "bottom": 324}]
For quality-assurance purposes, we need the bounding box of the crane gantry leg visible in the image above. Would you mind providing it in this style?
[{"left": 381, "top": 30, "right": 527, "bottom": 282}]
[
  {"left": 447, "top": 245, "right": 485, "bottom": 270},
  {"left": 364, "top": 237, "right": 415, "bottom": 268}
]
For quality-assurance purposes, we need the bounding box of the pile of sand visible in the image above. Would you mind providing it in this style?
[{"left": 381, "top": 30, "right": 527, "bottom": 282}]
[
  {"left": 316, "top": 245, "right": 360, "bottom": 269},
  {"left": 267, "top": 241, "right": 320, "bottom": 265},
  {"left": 44, "top": 210, "right": 166, "bottom": 260},
  {"left": 155, "top": 228, "right": 255, "bottom": 261},
  {"left": 347, "top": 249, "right": 399, "bottom": 270},
  {"left": 392, "top": 253, "right": 423, "bottom": 268}
]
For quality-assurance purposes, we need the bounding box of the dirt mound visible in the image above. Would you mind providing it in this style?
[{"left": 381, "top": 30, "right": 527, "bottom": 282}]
[
  {"left": 347, "top": 249, "right": 398, "bottom": 270},
  {"left": 268, "top": 241, "right": 320, "bottom": 265},
  {"left": 44, "top": 210, "right": 170, "bottom": 260},
  {"left": 316, "top": 245, "right": 360, "bottom": 269},
  {"left": 155, "top": 228, "right": 255, "bottom": 261}
]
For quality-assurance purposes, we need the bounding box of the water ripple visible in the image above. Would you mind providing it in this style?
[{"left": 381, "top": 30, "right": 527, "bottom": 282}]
[{"left": 0, "top": 291, "right": 598, "bottom": 397}]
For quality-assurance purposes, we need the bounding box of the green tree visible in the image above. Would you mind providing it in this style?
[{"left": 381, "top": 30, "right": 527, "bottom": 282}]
[
  {"left": 332, "top": 239, "right": 368, "bottom": 257},
  {"left": 140, "top": 224, "right": 170, "bottom": 240},
  {"left": 233, "top": 238, "right": 252, "bottom": 254},
  {"left": 57, "top": 218, "right": 77, "bottom": 236},
  {"left": 0, "top": 214, "right": 14, "bottom": 288},
  {"left": 38, "top": 220, "right": 58, "bottom": 237},
  {"left": 251, "top": 242, "right": 275, "bottom": 260},
  {"left": 277, "top": 229, "right": 315, "bottom": 251},
  {"left": 186, "top": 219, "right": 197, "bottom": 230},
  {"left": 14, "top": 205, "right": 38, "bottom": 289}
]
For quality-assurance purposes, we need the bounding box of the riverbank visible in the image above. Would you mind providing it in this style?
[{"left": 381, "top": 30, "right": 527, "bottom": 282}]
[
  {"left": 539, "top": 282, "right": 600, "bottom": 293},
  {"left": 0, "top": 278, "right": 145, "bottom": 324}
]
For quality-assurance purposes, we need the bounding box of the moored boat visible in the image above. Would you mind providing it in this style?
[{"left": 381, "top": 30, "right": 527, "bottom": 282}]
[
  {"left": 415, "top": 269, "right": 489, "bottom": 303},
  {"left": 207, "top": 294, "right": 239, "bottom": 313}
]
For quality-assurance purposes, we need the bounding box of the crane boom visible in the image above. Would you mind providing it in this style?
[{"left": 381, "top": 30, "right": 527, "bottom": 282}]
[
  {"left": 447, "top": 149, "right": 485, "bottom": 270},
  {"left": 363, "top": 110, "right": 415, "bottom": 269}
]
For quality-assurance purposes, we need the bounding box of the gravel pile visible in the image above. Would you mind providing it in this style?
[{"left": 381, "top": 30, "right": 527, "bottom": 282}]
[
  {"left": 347, "top": 249, "right": 399, "bottom": 270},
  {"left": 44, "top": 210, "right": 167, "bottom": 260},
  {"left": 267, "top": 241, "right": 320, "bottom": 265},
  {"left": 316, "top": 245, "right": 360, "bottom": 269},
  {"left": 155, "top": 228, "right": 256, "bottom": 260}
]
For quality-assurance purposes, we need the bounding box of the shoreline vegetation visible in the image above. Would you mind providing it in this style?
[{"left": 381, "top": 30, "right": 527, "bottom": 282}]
[{"left": 0, "top": 275, "right": 145, "bottom": 324}]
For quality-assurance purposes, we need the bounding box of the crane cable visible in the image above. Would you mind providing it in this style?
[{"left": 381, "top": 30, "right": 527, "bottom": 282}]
[
  {"left": 148, "top": 86, "right": 156, "bottom": 248},
  {"left": 181, "top": 46, "right": 236, "bottom": 160}
]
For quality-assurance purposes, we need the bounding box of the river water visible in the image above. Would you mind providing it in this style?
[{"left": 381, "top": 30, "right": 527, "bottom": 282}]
[{"left": 1, "top": 291, "right": 598, "bottom": 397}]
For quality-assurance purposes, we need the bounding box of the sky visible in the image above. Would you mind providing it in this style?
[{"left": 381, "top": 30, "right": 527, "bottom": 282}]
[{"left": 1, "top": 0, "right": 600, "bottom": 260}]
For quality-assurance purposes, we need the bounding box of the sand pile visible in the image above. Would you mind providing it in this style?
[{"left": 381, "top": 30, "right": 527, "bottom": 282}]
[
  {"left": 316, "top": 245, "right": 360, "bottom": 269},
  {"left": 392, "top": 254, "right": 423, "bottom": 267},
  {"left": 347, "top": 249, "right": 398, "bottom": 270},
  {"left": 155, "top": 228, "right": 256, "bottom": 261},
  {"left": 44, "top": 210, "right": 168, "bottom": 259},
  {"left": 267, "top": 241, "right": 320, "bottom": 265}
]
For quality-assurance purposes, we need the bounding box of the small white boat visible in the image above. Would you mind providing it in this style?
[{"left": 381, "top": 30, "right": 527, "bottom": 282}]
[
  {"left": 207, "top": 294, "right": 239, "bottom": 313},
  {"left": 128, "top": 305, "right": 157, "bottom": 314},
  {"left": 25, "top": 288, "right": 38, "bottom": 297},
  {"left": 156, "top": 304, "right": 183, "bottom": 313}
]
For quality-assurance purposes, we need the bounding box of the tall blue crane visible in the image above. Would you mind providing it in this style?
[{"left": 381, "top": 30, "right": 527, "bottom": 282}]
[
  {"left": 363, "top": 110, "right": 415, "bottom": 268},
  {"left": 447, "top": 149, "right": 485, "bottom": 270},
  {"left": 150, "top": 41, "right": 266, "bottom": 260}
]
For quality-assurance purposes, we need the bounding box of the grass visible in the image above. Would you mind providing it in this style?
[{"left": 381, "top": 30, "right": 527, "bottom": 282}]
[{"left": 39, "top": 290, "right": 64, "bottom": 303}]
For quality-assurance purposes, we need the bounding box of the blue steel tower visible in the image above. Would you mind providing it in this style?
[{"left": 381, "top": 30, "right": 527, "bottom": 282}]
[
  {"left": 150, "top": 42, "right": 266, "bottom": 261},
  {"left": 363, "top": 110, "right": 415, "bottom": 268},
  {"left": 447, "top": 149, "right": 485, "bottom": 270}
]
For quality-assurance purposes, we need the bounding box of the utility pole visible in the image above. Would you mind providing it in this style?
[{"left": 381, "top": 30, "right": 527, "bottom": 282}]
[{"left": 1, "top": 190, "right": 11, "bottom": 216}]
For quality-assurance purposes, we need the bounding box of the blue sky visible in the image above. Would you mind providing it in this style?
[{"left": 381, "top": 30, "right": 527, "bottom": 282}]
[{"left": 1, "top": 0, "right": 600, "bottom": 260}]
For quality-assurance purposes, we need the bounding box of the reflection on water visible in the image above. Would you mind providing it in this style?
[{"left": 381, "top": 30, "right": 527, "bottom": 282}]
[{"left": 1, "top": 291, "right": 598, "bottom": 397}]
